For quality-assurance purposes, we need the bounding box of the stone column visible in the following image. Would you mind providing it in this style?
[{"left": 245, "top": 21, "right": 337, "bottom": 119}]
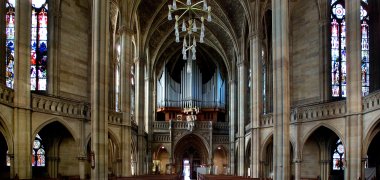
[
  {"left": 209, "top": 121, "right": 213, "bottom": 174},
  {"left": 237, "top": 59, "right": 247, "bottom": 176},
  {"left": 78, "top": 117, "right": 87, "bottom": 179},
  {"left": 78, "top": 156, "right": 87, "bottom": 179},
  {"left": 249, "top": 1, "right": 263, "bottom": 178},
  {"left": 90, "top": 0, "right": 109, "bottom": 179},
  {"left": 249, "top": 29, "right": 263, "bottom": 179},
  {"left": 135, "top": 57, "right": 145, "bottom": 175},
  {"left": 13, "top": 0, "right": 32, "bottom": 178},
  {"left": 119, "top": 0, "right": 134, "bottom": 176},
  {"left": 317, "top": 1, "right": 330, "bottom": 101},
  {"left": 144, "top": 66, "right": 153, "bottom": 174},
  {"left": 228, "top": 77, "right": 236, "bottom": 175},
  {"left": 294, "top": 115, "right": 301, "bottom": 180},
  {"left": 47, "top": 0, "right": 61, "bottom": 96},
  {"left": 272, "top": 0, "right": 290, "bottom": 179},
  {"left": 345, "top": 0, "right": 363, "bottom": 179}
]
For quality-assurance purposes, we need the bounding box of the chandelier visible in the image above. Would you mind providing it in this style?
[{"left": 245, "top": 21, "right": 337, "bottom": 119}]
[{"left": 168, "top": 0, "right": 211, "bottom": 63}]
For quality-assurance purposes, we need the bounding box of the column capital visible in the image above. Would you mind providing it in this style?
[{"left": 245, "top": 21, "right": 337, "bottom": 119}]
[
  {"left": 77, "top": 155, "right": 87, "bottom": 161},
  {"left": 293, "top": 158, "right": 302, "bottom": 163},
  {"left": 237, "top": 60, "right": 248, "bottom": 67},
  {"left": 118, "top": 25, "right": 135, "bottom": 35},
  {"left": 228, "top": 80, "right": 237, "bottom": 85},
  {"left": 249, "top": 32, "right": 264, "bottom": 41},
  {"left": 134, "top": 57, "right": 145, "bottom": 64}
]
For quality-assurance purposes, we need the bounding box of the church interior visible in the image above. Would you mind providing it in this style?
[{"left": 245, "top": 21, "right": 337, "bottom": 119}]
[{"left": 0, "top": 0, "right": 380, "bottom": 179}]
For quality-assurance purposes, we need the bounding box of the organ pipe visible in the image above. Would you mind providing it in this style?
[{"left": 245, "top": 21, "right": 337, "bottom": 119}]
[{"left": 157, "top": 61, "right": 226, "bottom": 109}]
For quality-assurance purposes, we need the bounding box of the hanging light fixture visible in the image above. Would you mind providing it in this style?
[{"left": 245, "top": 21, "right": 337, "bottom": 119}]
[{"left": 168, "top": 0, "right": 211, "bottom": 73}]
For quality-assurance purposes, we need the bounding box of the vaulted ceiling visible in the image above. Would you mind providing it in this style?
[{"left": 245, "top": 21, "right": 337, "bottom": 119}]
[{"left": 135, "top": 0, "right": 252, "bottom": 78}]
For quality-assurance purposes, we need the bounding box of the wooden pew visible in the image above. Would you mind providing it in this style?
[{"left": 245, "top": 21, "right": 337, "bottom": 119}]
[
  {"left": 198, "top": 173, "right": 272, "bottom": 180},
  {"left": 113, "top": 174, "right": 180, "bottom": 180}
]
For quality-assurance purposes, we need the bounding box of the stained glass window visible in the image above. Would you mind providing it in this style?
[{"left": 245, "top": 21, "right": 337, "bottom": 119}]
[
  {"left": 360, "top": 2, "right": 369, "bottom": 96},
  {"left": 6, "top": 150, "right": 10, "bottom": 166},
  {"left": 32, "top": 134, "right": 45, "bottom": 167},
  {"left": 331, "top": 0, "right": 370, "bottom": 97},
  {"left": 31, "top": 0, "right": 48, "bottom": 91},
  {"left": 115, "top": 44, "right": 121, "bottom": 112},
  {"left": 6, "top": 0, "right": 15, "bottom": 89},
  {"left": 331, "top": 0, "right": 346, "bottom": 98},
  {"left": 332, "top": 139, "right": 344, "bottom": 170}
]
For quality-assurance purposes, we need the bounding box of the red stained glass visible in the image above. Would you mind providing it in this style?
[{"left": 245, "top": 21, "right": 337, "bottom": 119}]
[{"left": 31, "top": 1, "right": 48, "bottom": 91}]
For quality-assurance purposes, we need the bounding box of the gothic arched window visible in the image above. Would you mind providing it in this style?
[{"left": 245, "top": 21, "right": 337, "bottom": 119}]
[
  {"left": 5, "top": 0, "right": 15, "bottom": 89},
  {"left": 332, "top": 139, "right": 344, "bottom": 170},
  {"left": 331, "top": 0, "right": 370, "bottom": 97},
  {"left": 360, "top": 1, "right": 369, "bottom": 96},
  {"left": 32, "top": 134, "right": 45, "bottom": 167},
  {"left": 115, "top": 43, "right": 121, "bottom": 112},
  {"left": 31, "top": 0, "right": 48, "bottom": 91}
]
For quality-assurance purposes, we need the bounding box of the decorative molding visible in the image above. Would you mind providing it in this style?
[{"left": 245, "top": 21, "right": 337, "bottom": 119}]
[
  {"left": 260, "top": 113, "right": 273, "bottom": 127},
  {"left": 292, "top": 100, "right": 346, "bottom": 122},
  {"left": 213, "top": 135, "right": 229, "bottom": 144},
  {"left": 118, "top": 25, "right": 135, "bottom": 35},
  {"left": 153, "top": 134, "right": 170, "bottom": 142},
  {"left": 31, "top": 93, "right": 89, "bottom": 119},
  {"left": 363, "top": 89, "right": 380, "bottom": 113},
  {"left": 108, "top": 111, "right": 122, "bottom": 125},
  {"left": 0, "top": 84, "right": 14, "bottom": 106}
]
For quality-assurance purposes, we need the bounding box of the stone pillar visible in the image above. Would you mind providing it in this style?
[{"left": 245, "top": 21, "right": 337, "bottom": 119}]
[
  {"left": 249, "top": 29, "right": 263, "bottom": 179},
  {"left": 145, "top": 68, "right": 153, "bottom": 174},
  {"left": 119, "top": 0, "right": 134, "bottom": 176},
  {"left": 135, "top": 57, "right": 145, "bottom": 175},
  {"left": 47, "top": 154, "right": 59, "bottom": 178},
  {"left": 90, "top": 0, "right": 109, "bottom": 179},
  {"left": 169, "top": 120, "right": 173, "bottom": 174},
  {"left": 13, "top": 0, "right": 32, "bottom": 178},
  {"left": 294, "top": 116, "right": 301, "bottom": 180},
  {"left": 48, "top": 0, "right": 61, "bottom": 96},
  {"left": 209, "top": 121, "right": 213, "bottom": 174},
  {"left": 78, "top": 156, "right": 87, "bottom": 179},
  {"left": 345, "top": 0, "right": 363, "bottom": 179},
  {"left": 272, "top": 0, "right": 290, "bottom": 179},
  {"left": 237, "top": 59, "right": 247, "bottom": 176},
  {"left": 78, "top": 118, "right": 87, "bottom": 179},
  {"left": 228, "top": 78, "right": 237, "bottom": 175},
  {"left": 317, "top": 1, "right": 330, "bottom": 101}
]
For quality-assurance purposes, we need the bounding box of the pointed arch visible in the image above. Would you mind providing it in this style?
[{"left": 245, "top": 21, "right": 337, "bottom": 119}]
[
  {"left": 32, "top": 118, "right": 78, "bottom": 143},
  {"left": 301, "top": 123, "right": 344, "bottom": 153},
  {"left": 363, "top": 114, "right": 380, "bottom": 155},
  {"left": 173, "top": 132, "right": 210, "bottom": 155},
  {"left": 260, "top": 132, "right": 273, "bottom": 161}
]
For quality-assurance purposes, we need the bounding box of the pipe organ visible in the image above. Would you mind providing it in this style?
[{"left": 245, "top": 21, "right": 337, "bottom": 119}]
[{"left": 157, "top": 61, "right": 226, "bottom": 121}]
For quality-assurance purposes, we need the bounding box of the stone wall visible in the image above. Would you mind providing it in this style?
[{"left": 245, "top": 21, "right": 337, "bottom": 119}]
[
  {"left": 290, "top": 1, "right": 321, "bottom": 106},
  {"left": 59, "top": 0, "right": 91, "bottom": 101}
]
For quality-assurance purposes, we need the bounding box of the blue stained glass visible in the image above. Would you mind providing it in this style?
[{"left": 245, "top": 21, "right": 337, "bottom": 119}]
[
  {"left": 31, "top": 66, "right": 37, "bottom": 78},
  {"left": 31, "top": 1, "right": 48, "bottom": 91},
  {"left": 38, "top": 41, "right": 47, "bottom": 53},
  {"left": 342, "top": 85, "right": 346, "bottom": 97},
  {"left": 361, "top": 4, "right": 370, "bottom": 96},
  {"left": 32, "top": 134, "right": 45, "bottom": 167},
  {"left": 6, "top": 4, "right": 15, "bottom": 89}
]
